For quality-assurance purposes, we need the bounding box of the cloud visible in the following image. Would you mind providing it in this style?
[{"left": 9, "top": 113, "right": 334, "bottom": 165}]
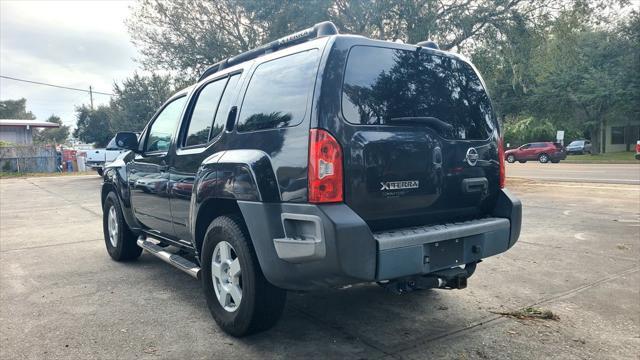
[{"left": 0, "top": 0, "right": 139, "bottom": 127}]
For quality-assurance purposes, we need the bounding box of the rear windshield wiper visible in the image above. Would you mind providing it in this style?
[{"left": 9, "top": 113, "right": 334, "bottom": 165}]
[{"left": 388, "top": 116, "right": 454, "bottom": 131}]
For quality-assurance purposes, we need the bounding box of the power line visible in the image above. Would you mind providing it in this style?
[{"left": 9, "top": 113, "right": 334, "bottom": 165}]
[{"left": 0, "top": 75, "right": 113, "bottom": 96}]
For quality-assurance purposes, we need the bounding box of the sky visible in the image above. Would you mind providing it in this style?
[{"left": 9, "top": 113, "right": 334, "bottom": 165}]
[{"left": 0, "top": 0, "right": 139, "bottom": 127}]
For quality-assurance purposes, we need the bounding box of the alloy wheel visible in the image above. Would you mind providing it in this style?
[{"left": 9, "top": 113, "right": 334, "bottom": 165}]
[
  {"left": 107, "top": 205, "right": 118, "bottom": 247},
  {"left": 211, "top": 241, "right": 243, "bottom": 312}
]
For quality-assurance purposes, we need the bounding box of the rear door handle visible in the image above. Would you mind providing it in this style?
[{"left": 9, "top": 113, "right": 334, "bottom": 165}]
[{"left": 462, "top": 177, "right": 488, "bottom": 194}]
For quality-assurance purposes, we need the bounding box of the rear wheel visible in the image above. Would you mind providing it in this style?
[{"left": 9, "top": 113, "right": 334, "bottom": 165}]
[
  {"left": 201, "top": 215, "right": 286, "bottom": 337},
  {"left": 506, "top": 154, "right": 516, "bottom": 163},
  {"left": 103, "top": 192, "right": 142, "bottom": 261},
  {"left": 538, "top": 153, "right": 550, "bottom": 163}
]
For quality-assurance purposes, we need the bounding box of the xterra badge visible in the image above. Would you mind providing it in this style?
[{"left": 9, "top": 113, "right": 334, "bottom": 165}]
[{"left": 380, "top": 180, "right": 419, "bottom": 191}]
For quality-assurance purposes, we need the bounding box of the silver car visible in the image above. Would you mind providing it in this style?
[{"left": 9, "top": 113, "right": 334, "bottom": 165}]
[{"left": 566, "top": 140, "right": 592, "bottom": 155}]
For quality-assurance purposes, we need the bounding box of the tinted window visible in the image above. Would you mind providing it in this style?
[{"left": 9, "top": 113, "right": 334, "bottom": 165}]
[
  {"left": 211, "top": 73, "right": 241, "bottom": 139},
  {"left": 237, "top": 49, "right": 319, "bottom": 132},
  {"left": 185, "top": 78, "right": 227, "bottom": 147},
  {"left": 146, "top": 97, "right": 187, "bottom": 152},
  {"left": 342, "top": 46, "right": 495, "bottom": 140}
]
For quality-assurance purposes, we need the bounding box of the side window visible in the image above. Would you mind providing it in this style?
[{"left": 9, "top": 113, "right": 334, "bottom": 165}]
[
  {"left": 184, "top": 78, "right": 227, "bottom": 147},
  {"left": 211, "top": 73, "right": 241, "bottom": 139},
  {"left": 237, "top": 49, "right": 319, "bottom": 132},
  {"left": 146, "top": 96, "right": 187, "bottom": 152}
]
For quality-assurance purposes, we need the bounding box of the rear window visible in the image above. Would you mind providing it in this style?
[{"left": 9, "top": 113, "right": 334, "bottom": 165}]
[
  {"left": 342, "top": 46, "right": 495, "bottom": 140},
  {"left": 237, "top": 49, "right": 319, "bottom": 132}
]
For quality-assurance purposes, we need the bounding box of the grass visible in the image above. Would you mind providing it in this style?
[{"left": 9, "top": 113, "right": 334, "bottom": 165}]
[
  {"left": 564, "top": 151, "right": 637, "bottom": 164},
  {"left": 492, "top": 307, "right": 560, "bottom": 321},
  {"left": 0, "top": 171, "right": 96, "bottom": 179}
]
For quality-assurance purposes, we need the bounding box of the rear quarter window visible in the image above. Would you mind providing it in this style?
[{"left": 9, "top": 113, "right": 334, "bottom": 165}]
[
  {"left": 342, "top": 46, "right": 495, "bottom": 140},
  {"left": 237, "top": 49, "right": 319, "bottom": 132}
]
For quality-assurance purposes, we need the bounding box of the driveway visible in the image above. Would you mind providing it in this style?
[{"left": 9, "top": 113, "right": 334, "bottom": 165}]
[
  {"left": 507, "top": 162, "right": 640, "bottom": 185},
  {"left": 1, "top": 175, "right": 638, "bottom": 359}
]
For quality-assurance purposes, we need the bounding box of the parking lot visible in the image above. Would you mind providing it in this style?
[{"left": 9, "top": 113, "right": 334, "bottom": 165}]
[{"left": 1, "top": 169, "right": 638, "bottom": 359}]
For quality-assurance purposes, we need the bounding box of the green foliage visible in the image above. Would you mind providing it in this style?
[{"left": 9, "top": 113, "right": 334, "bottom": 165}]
[
  {"left": 109, "top": 72, "right": 176, "bottom": 132},
  {"left": 473, "top": 4, "right": 639, "bottom": 153},
  {"left": 127, "top": 0, "right": 548, "bottom": 77},
  {"left": 73, "top": 105, "right": 113, "bottom": 147},
  {"left": 0, "top": 98, "right": 36, "bottom": 119},
  {"left": 73, "top": 72, "right": 178, "bottom": 146},
  {"left": 503, "top": 117, "right": 556, "bottom": 146},
  {"left": 33, "top": 115, "right": 70, "bottom": 145}
]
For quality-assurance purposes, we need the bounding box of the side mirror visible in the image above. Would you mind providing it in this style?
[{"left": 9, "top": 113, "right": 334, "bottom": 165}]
[{"left": 114, "top": 132, "right": 139, "bottom": 152}]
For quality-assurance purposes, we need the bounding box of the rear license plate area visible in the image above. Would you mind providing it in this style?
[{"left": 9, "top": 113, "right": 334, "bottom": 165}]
[{"left": 425, "top": 239, "right": 464, "bottom": 271}]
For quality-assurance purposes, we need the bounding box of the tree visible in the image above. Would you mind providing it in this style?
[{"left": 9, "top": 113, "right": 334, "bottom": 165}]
[
  {"left": 109, "top": 72, "right": 177, "bottom": 132},
  {"left": 471, "top": 3, "right": 637, "bottom": 152},
  {"left": 127, "top": 0, "right": 555, "bottom": 77},
  {"left": 33, "top": 115, "right": 70, "bottom": 145},
  {"left": 73, "top": 105, "right": 113, "bottom": 147},
  {"left": 0, "top": 98, "right": 36, "bottom": 119}
]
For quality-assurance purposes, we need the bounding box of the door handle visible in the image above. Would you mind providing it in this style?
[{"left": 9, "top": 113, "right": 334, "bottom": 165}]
[{"left": 159, "top": 160, "right": 168, "bottom": 172}]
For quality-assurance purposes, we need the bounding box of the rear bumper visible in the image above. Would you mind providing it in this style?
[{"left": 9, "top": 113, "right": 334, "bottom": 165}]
[
  {"left": 86, "top": 161, "right": 104, "bottom": 169},
  {"left": 238, "top": 189, "right": 521, "bottom": 291}
]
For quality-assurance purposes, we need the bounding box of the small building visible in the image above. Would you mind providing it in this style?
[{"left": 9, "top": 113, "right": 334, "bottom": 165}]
[
  {"left": 603, "top": 123, "right": 640, "bottom": 153},
  {"left": 0, "top": 119, "right": 60, "bottom": 145}
]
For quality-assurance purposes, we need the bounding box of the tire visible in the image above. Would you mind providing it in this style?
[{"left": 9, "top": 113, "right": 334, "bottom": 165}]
[
  {"left": 506, "top": 154, "right": 516, "bottom": 163},
  {"left": 201, "top": 215, "right": 286, "bottom": 337},
  {"left": 103, "top": 192, "right": 142, "bottom": 261},
  {"left": 97, "top": 168, "right": 104, "bottom": 176},
  {"left": 538, "top": 153, "right": 550, "bottom": 163}
]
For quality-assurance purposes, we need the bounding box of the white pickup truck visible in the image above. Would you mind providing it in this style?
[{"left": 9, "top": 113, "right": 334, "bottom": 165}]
[{"left": 86, "top": 136, "right": 126, "bottom": 176}]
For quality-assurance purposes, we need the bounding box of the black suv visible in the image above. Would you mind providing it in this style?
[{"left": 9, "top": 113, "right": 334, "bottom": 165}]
[{"left": 102, "top": 22, "right": 521, "bottom": 336}]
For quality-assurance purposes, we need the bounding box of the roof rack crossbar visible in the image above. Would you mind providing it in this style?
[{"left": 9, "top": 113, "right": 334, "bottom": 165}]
[{"left": 198, "top": 21, "right": 338, "bottom": 82}]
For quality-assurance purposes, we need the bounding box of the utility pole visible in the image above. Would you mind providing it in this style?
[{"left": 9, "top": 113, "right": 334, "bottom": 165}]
[{"left": 89, "top": 86, "right": 94, "bottom": 110}]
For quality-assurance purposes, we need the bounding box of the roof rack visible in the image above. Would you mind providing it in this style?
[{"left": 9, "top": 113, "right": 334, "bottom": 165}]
[
  {"left": 198, "top": 21, "right": 338, "bottom": 82},
  {"left": 416, "top": 40, "right": 439, "bottom": 50}
]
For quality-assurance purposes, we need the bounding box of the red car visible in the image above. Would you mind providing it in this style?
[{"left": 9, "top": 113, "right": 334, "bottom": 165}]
[{"left": 505, "top": 142, "right": 566, "bottom": 164}]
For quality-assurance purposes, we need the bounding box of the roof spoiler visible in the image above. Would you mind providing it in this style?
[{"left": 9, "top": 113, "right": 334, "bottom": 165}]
[{"left": 198, "top": 21, "right": 338, "bottom": 82}]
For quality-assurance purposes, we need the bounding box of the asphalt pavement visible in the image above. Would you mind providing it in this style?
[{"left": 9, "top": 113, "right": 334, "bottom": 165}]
[
  {"left": 507, "top": 162, "right": 640, "bottom": 185},
  {"left": 0, "top": 175, "right": 638, "bottom": 359}
]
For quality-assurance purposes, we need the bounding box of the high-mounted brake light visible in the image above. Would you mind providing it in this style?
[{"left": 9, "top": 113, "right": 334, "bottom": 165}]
[
  {"left": 308, "top": 129, "right": 343, "bottom": 203},
  {"left": 498, "top": 137, "right": 506, "bottom": 188}
]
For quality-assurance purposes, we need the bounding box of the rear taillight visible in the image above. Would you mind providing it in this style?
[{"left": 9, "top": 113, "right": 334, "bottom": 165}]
[
  {"left": 498, "top": 138, "right": 506, "bottom": 188},
  {"left": 308, "top": 129, "right": 343, "bottom": 203}
]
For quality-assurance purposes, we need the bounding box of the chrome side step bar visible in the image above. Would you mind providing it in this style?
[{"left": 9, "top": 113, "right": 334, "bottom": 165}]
[{"left": 137, "top": 237, "right": 201, "bottom": 279}]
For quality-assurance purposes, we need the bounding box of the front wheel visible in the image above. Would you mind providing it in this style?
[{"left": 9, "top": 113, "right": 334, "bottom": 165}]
[
  {"left": 506, "top": 154, "right": 516, "bottom": 163},
  {"left": 538, "top": 153, "right": 550, "bottom": 163},
  {"left": 103, "top": 192, "right": 142, "bottom": 261},
  {"left": 96, "top": 168, "right": 104, "bottom": 176},
  {"left": 201, "top": 215, "right": 286, "bottom": 337}
]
